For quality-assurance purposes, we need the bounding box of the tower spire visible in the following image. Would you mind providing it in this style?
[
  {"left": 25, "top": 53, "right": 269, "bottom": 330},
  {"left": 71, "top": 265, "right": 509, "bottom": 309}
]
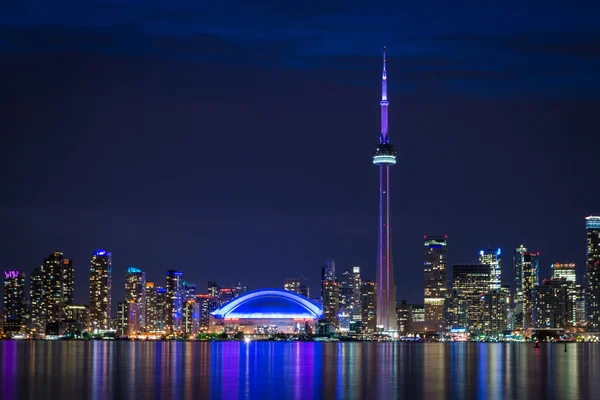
[{"left": 380, "top": 47, "right": 389, "bottom": 144}]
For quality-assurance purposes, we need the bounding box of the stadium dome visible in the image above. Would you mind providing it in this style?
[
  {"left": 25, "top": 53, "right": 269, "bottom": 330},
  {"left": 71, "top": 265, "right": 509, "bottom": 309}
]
[{"left": 211, "top": 288, "right": 323, "bottom": 320}]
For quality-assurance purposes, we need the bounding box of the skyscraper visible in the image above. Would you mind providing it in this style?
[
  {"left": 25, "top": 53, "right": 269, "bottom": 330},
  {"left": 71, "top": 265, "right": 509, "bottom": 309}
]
[
  {"left": 165, "top": 270, "right": 184, "bottom": 333},
  {"left": 145, "top": 283, "right": 166, "bottom": 332},
  {"left": 451, "top": 264, "right": 490, "bottom": 334},
  {"left": 479, "top": 248, "right": 502, "bottom": 290},
  {"left": 30, "top": 252, "right": 75, "bottom": 334},
  {"left": 513, "top": 245, "right": 528, "bottom": 328},
  {"left": 585, "top": 215, "right": 600, "bottom": 331},
  {"left": 321, "top": 258, "right": 336, "bottom": 298},
  {"left": 522, "top": 251, "right": 540, "bottom": 330},
  {"left": 322, "top": 280, "right": 340, "bottom": 327},
  {"left": 424, "top": 236, "right": 447, "bottom": 331},
  {"left": 89, "top": 250, "right": 112, "bottom": 331},
  {"left": 3, "top": 270, "right": 26, "bottom": 336},
  {"left": 284, "top": 278, "right": 310, "bottom": 298},
  {"left": 125, "top": 267, "right": 146, "bottom": 331},
  {"left": 534, "top": 278, "right": 568, "bottom": 329},
  {"left": 373, "top": 47, "right": 397, "bottom": 332},
  {"left": 361, "top": 280, "right": 377, "bottom": 333}
]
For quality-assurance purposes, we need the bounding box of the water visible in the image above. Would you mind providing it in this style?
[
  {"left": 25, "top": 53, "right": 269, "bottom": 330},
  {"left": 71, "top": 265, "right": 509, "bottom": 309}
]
[{"left": 1, "top": 341, "right": 599, "bottom": 399}]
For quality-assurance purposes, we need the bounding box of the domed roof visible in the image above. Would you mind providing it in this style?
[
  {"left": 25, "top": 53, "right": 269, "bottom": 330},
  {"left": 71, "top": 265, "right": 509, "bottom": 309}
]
[{"left": 211, "top": 288, "right": 323, "bottom": 319}]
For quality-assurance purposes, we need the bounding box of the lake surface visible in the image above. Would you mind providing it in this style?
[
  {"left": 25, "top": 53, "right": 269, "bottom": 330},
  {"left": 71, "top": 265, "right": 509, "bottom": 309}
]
[{"left": 1, "top": 341, "right": 599, "bottom": 399}]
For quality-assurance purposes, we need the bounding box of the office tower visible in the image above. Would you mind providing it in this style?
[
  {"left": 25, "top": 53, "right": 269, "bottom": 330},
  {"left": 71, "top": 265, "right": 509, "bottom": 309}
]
[
  {"left": 373, "top": 47, "right": 397, "bottom": 332},
  {"left": 452, "top": 264, "right": 490, "bottom": 335},
  {"left": 30, "top": 252, "right": 75, "bottom": 334},
  {"left": 481, "top": 286, "right": 510, "bottom": 338},
  {"left": 219, "top": 288, "right": 236, "bottom": 305},
  {"left": 125, "top": 267, "right": 146, "bottom": 331},
  {"left": 3, "top": 270, "right": 26, "bottom": 335},
  {"left": 360, "top": 280, "right": 377, "bottom": 333},
  {"left": 340, "top": 268, "right": 362, "bottom": 321},
  {"left": 89, "top": 250, "right": 112, "bottom": 331},
  {"left": 233, "top": 282, "right": 248, "bottom": 297},
  {"left": 165, "top": 270, "right": 184, "bottom": 333},
  {"left": 196, "top": 293, "right": 215, "bottom": 330},
  {"left": 321, "top": 258, "right": 336, "bottom": 298},
  {"left": 534, "top": 278, "right": 568, "bottom": 329},
  {"left": 145, "top": 283, "right": 166, "bottom": 332},
  {"left": 63, "top": 304, "right": 88, "bottom": 336},
  {"left": 513, "top": 245, "right": 528, "bottom": 329},
  {"left": 552, "top": 263, "right": 576, "bottom": 283},
  {"left": 478, "top": 248, "right": 502, "bottom": 290},
  {"left": 522, "top": 251, "right": 540, "bottom": 330},
  {"left": 183, "top": 300, "right": 200, "bottom": 336},
  {"left": 586, "top": 216, "right": 600, "bottom": 331},
  {"left": 322, "top": 280, "right": 340, "bottom": 327},
  {"left": 184, "top": 281, "right": 197, "bottom": 302},
  {"left": 116, "top": 301, "right": 128, "bottom": 337},
  {"left": 424, "top": 236, "right": 447, "bottom": 332}
]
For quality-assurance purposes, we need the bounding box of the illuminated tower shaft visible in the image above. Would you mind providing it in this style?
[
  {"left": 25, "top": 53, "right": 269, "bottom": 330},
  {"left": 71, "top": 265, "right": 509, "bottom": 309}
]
[{"left": 373, "top": 47, "right": 397, "bottom": 331}]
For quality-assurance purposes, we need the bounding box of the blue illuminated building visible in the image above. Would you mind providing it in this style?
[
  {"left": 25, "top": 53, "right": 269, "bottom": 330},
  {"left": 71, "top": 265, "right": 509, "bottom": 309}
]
[{"left": 209, "top": 289, "right": 324, "bottom": 335}]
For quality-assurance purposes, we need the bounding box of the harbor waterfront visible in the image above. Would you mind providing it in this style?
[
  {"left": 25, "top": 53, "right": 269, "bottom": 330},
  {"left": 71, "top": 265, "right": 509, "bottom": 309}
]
[{"left": 1, "top": 340, "right": 599, "bottom": 400}]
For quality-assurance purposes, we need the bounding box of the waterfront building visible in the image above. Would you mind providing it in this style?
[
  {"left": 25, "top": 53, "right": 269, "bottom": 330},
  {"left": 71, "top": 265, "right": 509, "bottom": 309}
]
[
  {"left": 30, "top": 252, "right": 75, "bottom": 334},
  {"left": 513, "top": 245, "right": 528, "bottom": 329},
  {"left": 183, "top": 300, "right": 200, "bottom": 336},
  {"left": 534, "top": 278, "right": 568, "bottom": 329},
  {"left": 452, "top": 264, "right": 490, "bottom": 335},
  {"left": 322, "top": 280, "right": 340, "bottom": 327},
  {"left": 522, "top": 251, "right": 540, "bottom": 330},
  {"left": 340, "top": 267, "right": 362, "bottom": 322},
  {"left": 481, "top": 286, "right": 510, "bottom": 338},
  {"left": 209, "top": 289, "right": 323, "bottom": 334},
  {"left": 321, "top": 258, "right": 336, "bottom": 298},
  {"left": 63, "top": 304, "right": 89, "bottom": 335},
  {"left": 165, "top": 270, "right": 184, "bottom": 333},
  {"left": 196, "top": 293, "right": 217, "bottom": 330},
  {"left": 424, "top": 236, "right": 447, "bottom": 332},
  {"left": 3, "top": 270, "right": 26, "bottom": 336},
  {"left": 184, "top": 281, "right": 197, "bottom": 302},
  {"left": 373, "top": 47, "right": 397, "bottom": 332},
  {"left": 125, "top": 266, "right": 146, "bottom": 331},
  {"left": 360, "top": 280, "right": 377, "bottom": 333},
  {"left": 89, "top": 250, "right": 112, "bottom": 331},
  {"left": 479, "top": 248, "right": 502, "bottom": 290},
  {"left": 284, "top": 278, "right": 310, "bottom": 298},
  {"left": 397, "top": 300, "right": 411, "bottom": 334},
  {"left": 585, "top": 216, "right": 600, "bottom": 331},
  {"left": 145, "top": 282, "right": 166, "bottom": 332}
]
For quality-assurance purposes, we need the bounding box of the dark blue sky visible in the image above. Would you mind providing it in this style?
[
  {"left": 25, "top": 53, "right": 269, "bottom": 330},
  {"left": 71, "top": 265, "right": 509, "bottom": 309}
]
[{"left": 1, "top": 0, "right": 600, "bottom": 310}]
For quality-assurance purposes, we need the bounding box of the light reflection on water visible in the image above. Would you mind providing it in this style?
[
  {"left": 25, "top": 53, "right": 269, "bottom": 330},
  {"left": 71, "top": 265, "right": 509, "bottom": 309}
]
[{"left": 0, "top": 341, "right": 599, "bottom": 399}]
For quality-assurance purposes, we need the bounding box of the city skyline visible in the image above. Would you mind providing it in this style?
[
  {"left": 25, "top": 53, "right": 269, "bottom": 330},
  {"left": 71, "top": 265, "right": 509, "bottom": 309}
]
[{"left": 1, "top": 2, "right": 599, "bottom": 309}]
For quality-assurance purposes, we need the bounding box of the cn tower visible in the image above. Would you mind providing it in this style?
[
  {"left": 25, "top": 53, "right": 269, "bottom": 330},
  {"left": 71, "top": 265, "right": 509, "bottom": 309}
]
[{"left": 373, "top": 47, "right": 397, "bottom": 332}]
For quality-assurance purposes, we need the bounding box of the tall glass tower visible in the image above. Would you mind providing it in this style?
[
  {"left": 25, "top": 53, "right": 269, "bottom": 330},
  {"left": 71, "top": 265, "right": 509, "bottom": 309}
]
[
  {"left": 373, "top": 47, "right": 397, "bottom": 331},
  {"left": 89, "top": 250, "right": 112, "bottom": 331},
  {"left": 424, "top": 236, "right": 447, "bottom": 331},
  {"left": 586, "top": 216, "right": 600, "bottom": 331}
]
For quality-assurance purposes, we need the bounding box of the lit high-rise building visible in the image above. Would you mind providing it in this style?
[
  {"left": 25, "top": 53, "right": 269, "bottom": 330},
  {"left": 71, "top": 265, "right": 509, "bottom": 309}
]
[
  {"left": 481, "top": 285, "right": 510, "bottom": 338},
  {"left": 360, "top": 280, "right": 377, "bottom": 333},
  {"left": 451, "top": 264, "right": 490, "bottom": 335},
  {"left": 321, "top": 258, "right": 336, "bottom": 298},
  {"left": 125, "top": 267, "right": 146, "bottom": 332},
  {"left": 89, "top": 250, "right": 112, "bottom": 331},
  {"left": 165, "top": 270, "right": 184, "bottom": 333},
  {"left": 184, "top": 281, "right": 197, "bottom": 302},
  {"left": 479, "top": 248, "right": 502, "bottom": 290},
  {"left": 534, "top": 278, "right": 568, "bottom": 329},
  {"left": 522, "top": 251, "right": 540, "bottom": 330},
  {"left": 373, "top": 47, "right": 397, "bottom": 332},
  {"left": 3, "top": 270, "right": 26, "bottom": 336},
  {"left": 322, "top": 280, "right": 340, "bottom": 327},
  {"left": 30, "top": 252, "right": 75, "bottom": 334},
  {"left": 586, "top": 216, "right": 600, "bottom": 331},
  {"left": 340, "top": 267, "right": 362, "bottom": 322},
  {"left": 552, "top": 263, "right": 576, "bottom": 283},
  {"left": 513, "top": 245, "right": 528, "bottom": 328},
  {"left": 145, "top": 283, "right": 166, "bottom": 332},
  {"left": 284, "top": 278, "right": 310, "bottom": 298},
  {"left": 424, "top": 236, "right": 447, "bottom": 332},
  {"left": 196, "top": 293, "right": 216, "bottom": 331},
  {"left": 183, "top": 300, "right": 200, "bottom": 336}
]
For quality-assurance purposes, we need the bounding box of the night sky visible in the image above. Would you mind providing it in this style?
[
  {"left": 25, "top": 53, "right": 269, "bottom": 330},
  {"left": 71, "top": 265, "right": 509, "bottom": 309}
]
[{"left": 1, "top": 1, "right": 600, "bottom": 311}]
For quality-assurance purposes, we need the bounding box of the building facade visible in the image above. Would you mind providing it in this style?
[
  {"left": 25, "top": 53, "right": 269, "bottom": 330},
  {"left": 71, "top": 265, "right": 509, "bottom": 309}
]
[
  {"left": 534, "top": 278, "right": 568, "bottom": 329},
  {"left": 89, "top": 250, "right": 112, "bottom": 331},
  {"left": 145, "top": 283, "right": 166, "bottom": 332},
  {"left": 165, "top": 270, "right": 184, "bottom": 333},
  {"left": 125, "top": 267, "right": 146, "bottom": 332},
  {"left": 360, "top": 281, "right": 377, "bottom": 333},
  {"left": 522, "top": 251, "right": 540, "bottom": 330},
  {"left": 3, "top": 270, "right": 26, "bottom": 335},
  {"left": 513, "top": 245, "right": 528, "bottom": 330},
  {"left": 451, "top": 264, "right": 490, "bottom": 335},
  {"left": 479, "top": 248, "right": 502, "bottom": 290},
  {"left": 424, "top": 236, "right": 447, "bottom": 332},
  {"left": 322, "top": 280, "right": 340, "bottom": 327}
]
